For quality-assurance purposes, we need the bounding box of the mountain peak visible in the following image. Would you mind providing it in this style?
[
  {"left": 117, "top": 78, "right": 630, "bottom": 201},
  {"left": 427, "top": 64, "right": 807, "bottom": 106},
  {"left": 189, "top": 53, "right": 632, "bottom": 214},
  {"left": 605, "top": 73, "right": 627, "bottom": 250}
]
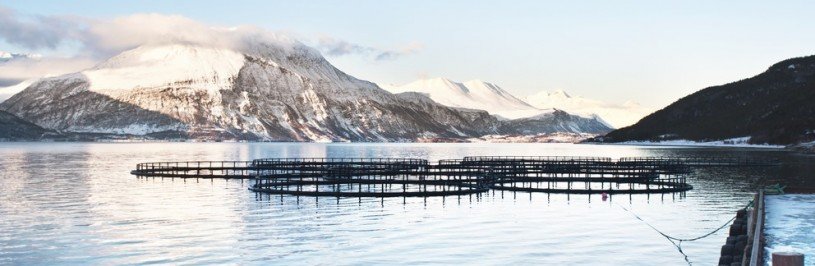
[
  {"left": 84, "top": 44, "right": 245, "bottom": 93},
  {"left": 463, "top": 79, "right": 492, "bottom": 86},
  {"left": 550, "top": 89, "right": 571, "bottom": 98},
  {"left": 383, "top": 77, "right": 544, "bottom": 119}
]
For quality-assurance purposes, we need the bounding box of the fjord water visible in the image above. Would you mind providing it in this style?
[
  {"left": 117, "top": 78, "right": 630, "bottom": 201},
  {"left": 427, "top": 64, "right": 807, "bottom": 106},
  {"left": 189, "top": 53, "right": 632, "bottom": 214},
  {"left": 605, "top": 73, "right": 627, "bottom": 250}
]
[{"left": 0, "top": 143, "right": 810, "bottom": 265}]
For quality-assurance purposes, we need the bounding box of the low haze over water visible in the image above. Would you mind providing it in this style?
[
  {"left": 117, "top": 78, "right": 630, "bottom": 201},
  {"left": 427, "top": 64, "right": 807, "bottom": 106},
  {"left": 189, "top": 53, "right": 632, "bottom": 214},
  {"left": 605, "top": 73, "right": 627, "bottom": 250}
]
[{"left": 1, "top": 143, "right": 812, "bottom": 265}]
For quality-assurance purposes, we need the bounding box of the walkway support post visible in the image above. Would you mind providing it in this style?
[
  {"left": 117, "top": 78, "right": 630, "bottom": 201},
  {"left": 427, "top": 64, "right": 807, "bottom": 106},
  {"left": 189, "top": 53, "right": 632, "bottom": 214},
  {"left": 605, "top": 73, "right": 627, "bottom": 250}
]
[{"left": 772, "top": 252, "right": 804, "bottom": 266}]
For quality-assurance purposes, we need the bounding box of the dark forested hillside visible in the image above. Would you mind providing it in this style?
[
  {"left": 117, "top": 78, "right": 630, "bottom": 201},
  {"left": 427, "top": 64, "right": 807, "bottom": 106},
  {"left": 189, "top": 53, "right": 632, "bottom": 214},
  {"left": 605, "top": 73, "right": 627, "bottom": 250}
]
[
  {"left": 0, "top": 110, "right": 51, "bottom": 140},
  {"left": 602, "top": 55, "right": 815, "bottom": 145}
]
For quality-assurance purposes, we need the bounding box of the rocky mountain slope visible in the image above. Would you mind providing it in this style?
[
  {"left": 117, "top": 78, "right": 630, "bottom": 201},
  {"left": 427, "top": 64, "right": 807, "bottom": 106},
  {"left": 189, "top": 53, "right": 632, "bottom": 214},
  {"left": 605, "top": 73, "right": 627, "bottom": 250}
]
[
  {"left": 394, "top": 92, "right": 610, "bottom": 135},
  {"left": 601, "top": 55, "right": 815, "bottom": 145},
  {"left": 1, "top": 43, "right": 506, "bottom": 141},
  {"left": 500, "top": 110, "right": 613, "bottom": 135},
  {"left": 382, "top": 77, "right": 613, "bottom": 135},
  {"left": 1, "top": 41, "right": 613, "bottom": 142}
]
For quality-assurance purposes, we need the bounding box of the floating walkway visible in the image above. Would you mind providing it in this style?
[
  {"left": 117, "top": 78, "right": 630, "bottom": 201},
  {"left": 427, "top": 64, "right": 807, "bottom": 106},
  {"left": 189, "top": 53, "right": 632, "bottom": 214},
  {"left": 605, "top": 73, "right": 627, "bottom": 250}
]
[
  {"left": 130, "top": 156, "right": 779, "bottom": 198},
  {"left": 717, "top": 187, "right": 814, "bottom": 266}
]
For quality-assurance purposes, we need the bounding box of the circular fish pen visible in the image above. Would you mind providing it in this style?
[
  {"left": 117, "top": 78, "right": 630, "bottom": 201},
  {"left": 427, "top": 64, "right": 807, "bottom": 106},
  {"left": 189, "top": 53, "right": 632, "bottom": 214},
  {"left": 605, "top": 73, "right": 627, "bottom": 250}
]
[
  {"left": 250, "top": 158, "right": 489, "bottom": 197},
  {"left": 128, "top": 156, "right": 719, "bottom": 196},
  {"left": 452, "top": 156, "right": 694, "bottom": 194},
  {"left": 131, "top": 161, "right": 260, "bottom": 178}
]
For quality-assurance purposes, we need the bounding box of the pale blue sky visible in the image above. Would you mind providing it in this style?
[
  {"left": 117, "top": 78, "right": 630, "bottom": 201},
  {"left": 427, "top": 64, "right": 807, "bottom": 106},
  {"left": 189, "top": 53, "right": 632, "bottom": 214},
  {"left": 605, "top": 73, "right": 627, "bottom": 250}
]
[{"left": 2, "top": 1, "right": 813, "bottom": 108}]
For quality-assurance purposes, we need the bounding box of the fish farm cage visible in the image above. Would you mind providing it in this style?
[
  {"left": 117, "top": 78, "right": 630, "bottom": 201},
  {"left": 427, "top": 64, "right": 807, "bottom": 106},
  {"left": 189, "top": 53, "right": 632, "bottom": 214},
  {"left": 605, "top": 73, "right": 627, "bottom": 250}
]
[
  {"left": 130, "top": 156, "right": 781, "bottom": 198},
  {"left": 251, "top": 158, "right": 489, "bottom": 197}
]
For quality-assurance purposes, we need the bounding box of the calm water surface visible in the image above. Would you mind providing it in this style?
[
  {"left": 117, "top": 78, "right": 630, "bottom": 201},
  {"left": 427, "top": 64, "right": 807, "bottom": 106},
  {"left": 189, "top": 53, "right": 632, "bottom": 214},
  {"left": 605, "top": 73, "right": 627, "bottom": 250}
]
[{"left": 1, "top": 142, "right": 812, "bottom": 265}]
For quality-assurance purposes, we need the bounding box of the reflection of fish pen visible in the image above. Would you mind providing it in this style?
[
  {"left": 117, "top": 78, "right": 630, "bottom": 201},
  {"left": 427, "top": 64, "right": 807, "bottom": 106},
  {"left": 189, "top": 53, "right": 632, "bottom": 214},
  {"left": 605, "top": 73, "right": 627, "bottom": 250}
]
[
  {"left": 250, "top": 158, "right": 489, "bottom": 197},
  {"left": 130, "top": 156, "right": 781, "bottom": 197}
]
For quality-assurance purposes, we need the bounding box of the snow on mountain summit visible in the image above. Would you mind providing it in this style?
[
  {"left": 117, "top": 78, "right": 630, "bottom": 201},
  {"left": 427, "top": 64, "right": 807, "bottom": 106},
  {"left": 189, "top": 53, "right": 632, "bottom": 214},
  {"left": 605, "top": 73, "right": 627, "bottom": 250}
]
[
  {"left": 547, "top": 89, "right": 571, "bottom": 98},
  {"left": 382, "top": 78, "right": 547, "bottom": 119},
  {"left": 84, "top": 44, "right": 245, "bottom": 94}
]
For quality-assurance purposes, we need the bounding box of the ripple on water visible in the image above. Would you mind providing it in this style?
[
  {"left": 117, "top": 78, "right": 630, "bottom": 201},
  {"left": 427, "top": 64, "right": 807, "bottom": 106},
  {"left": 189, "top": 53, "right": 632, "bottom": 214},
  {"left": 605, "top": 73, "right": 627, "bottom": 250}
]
[{"left": 0, "top": 143, "right": 809, "bottom": 265}]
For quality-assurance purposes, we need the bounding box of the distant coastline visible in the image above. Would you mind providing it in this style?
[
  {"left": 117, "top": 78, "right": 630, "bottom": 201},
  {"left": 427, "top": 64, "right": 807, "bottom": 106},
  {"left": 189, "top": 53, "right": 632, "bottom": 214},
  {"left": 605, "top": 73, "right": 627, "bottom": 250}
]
[{"left": 604, "top": 138, "right": 786, "bottom": 149}]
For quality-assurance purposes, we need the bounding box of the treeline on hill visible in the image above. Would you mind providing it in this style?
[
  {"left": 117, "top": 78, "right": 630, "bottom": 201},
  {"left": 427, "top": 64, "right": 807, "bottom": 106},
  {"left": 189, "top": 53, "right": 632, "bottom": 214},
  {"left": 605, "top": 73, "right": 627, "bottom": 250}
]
[{"left": 601, "top": 55, "right": 815, "bottom": 145}]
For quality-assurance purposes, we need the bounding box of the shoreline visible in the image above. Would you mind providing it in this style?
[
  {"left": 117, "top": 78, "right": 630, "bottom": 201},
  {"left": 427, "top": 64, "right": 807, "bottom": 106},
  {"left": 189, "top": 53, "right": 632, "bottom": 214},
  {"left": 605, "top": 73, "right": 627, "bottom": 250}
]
[
  {"left": 597, "top": 141, "right": 786, "bottom": 149},
  {"left": 0, "top": 139, "right": 793, "bottom": 148}
]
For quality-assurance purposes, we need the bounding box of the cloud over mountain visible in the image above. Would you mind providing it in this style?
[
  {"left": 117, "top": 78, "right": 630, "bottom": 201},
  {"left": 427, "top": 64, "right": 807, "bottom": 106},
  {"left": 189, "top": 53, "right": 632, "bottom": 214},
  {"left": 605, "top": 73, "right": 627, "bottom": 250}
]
[
  {"left": 0, "top": 6, "right": 302, "bottom": 58},
  {"left": 317, "top": 36, "right": 422, "bottom": 61},
  {"left": 0, "top": 5, "right": 415, "bottom": 84}
]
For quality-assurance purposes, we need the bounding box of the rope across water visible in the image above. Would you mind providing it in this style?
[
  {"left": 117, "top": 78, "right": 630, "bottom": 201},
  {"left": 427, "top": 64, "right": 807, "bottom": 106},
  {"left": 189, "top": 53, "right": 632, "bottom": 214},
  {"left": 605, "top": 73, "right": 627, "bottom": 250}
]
[{"left": 616, "top": 200, "right": 754, "bottom": 265}]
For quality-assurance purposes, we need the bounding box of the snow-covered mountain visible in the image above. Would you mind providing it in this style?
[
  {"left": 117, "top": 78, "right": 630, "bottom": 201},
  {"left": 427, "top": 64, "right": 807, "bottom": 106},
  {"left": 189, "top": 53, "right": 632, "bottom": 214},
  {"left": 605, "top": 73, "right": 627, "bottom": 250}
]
[
  {"left": 524, "top": 89, "right": 652, "bottom": 128},
  {"left": 1, "top": 43, "right": 506, "bottom": 141},
  {"left": 0, "top": 40, "right": 613, "bottom": 141},
  {"left": 500, "top": 110, "right": 613, "bottom": 135},
  {"left": 381, "top": 78, "right": 544, "bottom": 119}
]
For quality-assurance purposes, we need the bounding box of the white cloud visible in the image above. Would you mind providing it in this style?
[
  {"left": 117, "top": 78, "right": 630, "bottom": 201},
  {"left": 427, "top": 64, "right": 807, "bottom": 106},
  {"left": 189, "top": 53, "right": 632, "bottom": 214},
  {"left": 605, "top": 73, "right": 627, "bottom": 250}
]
[
  {"left": 0, "top": 7, "right": 314, "bottom": 84},
  {"left": 0, "top": 56, "right": 97, "bottom": 86},
  {"left": 317, "top": 36, "right": 422, "bottom": 61},
  {"left": 0, "top": 6, "right": 84, "bottom": 50},
  {"left": 0, "top": 5, "right": 417, "bottom": 84},
  {"left": 374, "top": 42, "right": 423, "bottom": 61},
  {"left": 0, "top": 6, "right": 306, "bottom": 57},
  {"left": 1, "top": 6, "right": 417, "bottom": 61}
]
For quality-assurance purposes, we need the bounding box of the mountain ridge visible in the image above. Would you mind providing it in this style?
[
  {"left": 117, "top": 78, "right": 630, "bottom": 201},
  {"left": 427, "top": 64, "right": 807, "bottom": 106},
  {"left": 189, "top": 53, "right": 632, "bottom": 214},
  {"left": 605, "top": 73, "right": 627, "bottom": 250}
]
[
  {"left": 381, "top": 77, "right": 545, "bottom": 119},
  {"left": 523, "top": 89, "right": 651, "bottom": 128},
  {"left": 600, "top": 55, "right": 815, "bottom": 145},
  {"left": 1, "top": 43, "right": 610, "bottom": 142}
]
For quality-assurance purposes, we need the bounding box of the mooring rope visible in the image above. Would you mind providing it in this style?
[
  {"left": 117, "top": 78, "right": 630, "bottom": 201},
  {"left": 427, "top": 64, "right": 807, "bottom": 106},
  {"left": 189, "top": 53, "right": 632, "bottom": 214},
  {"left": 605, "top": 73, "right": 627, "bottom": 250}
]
[{"left": 615, "top": 200, "right": 753, "bottom": 265}]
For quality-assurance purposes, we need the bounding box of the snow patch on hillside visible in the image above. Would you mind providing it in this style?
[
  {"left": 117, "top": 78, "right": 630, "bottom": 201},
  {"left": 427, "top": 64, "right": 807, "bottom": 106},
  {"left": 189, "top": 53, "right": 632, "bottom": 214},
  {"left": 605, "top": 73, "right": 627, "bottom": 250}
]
[
  {"left": 612, "top": 136, "right": 784, "bottom": 148},
  {"left": 469, "top": 132, "right": 596, "bottom": 143}
]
